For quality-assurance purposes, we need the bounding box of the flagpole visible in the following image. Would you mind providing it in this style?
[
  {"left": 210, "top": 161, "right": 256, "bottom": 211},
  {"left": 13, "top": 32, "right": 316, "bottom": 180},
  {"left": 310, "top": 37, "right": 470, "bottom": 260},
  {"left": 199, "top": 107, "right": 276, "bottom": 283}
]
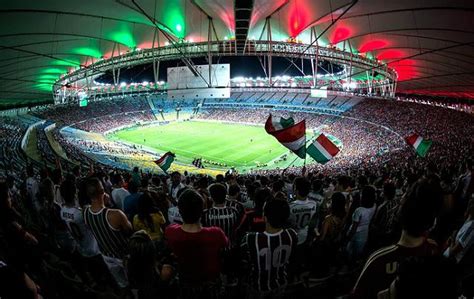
[{"left": 282, "top": 155, "right": 299, "bottom": 176}]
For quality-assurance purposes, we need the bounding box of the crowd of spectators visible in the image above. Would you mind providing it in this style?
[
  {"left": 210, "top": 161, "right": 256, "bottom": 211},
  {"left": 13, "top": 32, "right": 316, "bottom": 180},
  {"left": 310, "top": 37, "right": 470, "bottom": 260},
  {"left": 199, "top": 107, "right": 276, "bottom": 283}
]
[
  {"left": 1, "top": 154, "right": 473, "bottom": 299},
  {"left": 33, "top": 97, "right": 152, "bottom": 128},
  {"left": 1, "top": 96, "right": 474, "bottom": 299}
]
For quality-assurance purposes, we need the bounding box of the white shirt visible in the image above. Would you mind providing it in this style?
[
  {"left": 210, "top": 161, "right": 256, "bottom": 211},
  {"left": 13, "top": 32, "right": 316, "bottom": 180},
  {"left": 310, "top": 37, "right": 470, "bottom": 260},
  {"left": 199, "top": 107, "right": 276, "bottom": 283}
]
[
  {"left": 444, "top": 219, "right": 474, "bottom": 263},
  {"left": 350, "top": 206, "right": 376, "bottom": 241},
  {"left": 289, "top": 199, "right": 318, "bottom": 245},
  {"left": 61, "top": 205, "right": 99, "bottom": 257},
  {"left": 111, "top": 187, "right": 130, "bottom": 210},
  {"left": 167, "top": 206, "right": 182, "bottom": 224},
  {"left": 169, "top": 182, "right": 185, "bottom": 200}
]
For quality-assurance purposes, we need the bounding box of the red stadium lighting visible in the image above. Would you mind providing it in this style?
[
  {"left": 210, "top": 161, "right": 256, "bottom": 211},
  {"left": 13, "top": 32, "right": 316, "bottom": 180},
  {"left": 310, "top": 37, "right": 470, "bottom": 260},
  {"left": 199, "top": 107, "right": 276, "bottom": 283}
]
[{"left": 359, "top": 40, "right": 387, "bottom": 53}]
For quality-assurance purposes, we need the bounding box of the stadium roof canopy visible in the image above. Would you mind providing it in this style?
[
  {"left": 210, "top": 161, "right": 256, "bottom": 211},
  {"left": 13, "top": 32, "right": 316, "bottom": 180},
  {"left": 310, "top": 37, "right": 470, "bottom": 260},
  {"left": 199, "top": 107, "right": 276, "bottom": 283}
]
[{"left": 1, "top": 0, "right": 474, "bottom": 108}]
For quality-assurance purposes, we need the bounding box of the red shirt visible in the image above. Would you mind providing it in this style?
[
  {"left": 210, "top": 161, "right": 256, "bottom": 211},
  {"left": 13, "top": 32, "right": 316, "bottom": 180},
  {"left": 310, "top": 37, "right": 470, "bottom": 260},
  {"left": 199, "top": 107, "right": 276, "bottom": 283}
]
[
  {"left": 352, "top": 239, "right": 439, "bottom": 299},
  {"left": 165, "top": 224, "right": 229, "bottom": 283}
]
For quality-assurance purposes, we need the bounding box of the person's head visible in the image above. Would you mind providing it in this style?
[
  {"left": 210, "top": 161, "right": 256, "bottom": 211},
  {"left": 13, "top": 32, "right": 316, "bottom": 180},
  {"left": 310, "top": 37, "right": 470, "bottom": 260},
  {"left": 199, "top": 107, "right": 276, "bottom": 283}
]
[
  {"left": 293, "top": 177, "right": 311, "bottom": 199},
  {"left": 60, "top": 179, "right": 77, "bottom": 206},
  {"left": 127, "top": 230, "right": 156, "bottom": 284},
  {"left": 137, "top": 192, "right": 154, "bottom": 214},
  {"left": 400, "top": 178, "right": 442, "bottom": 237},
  {"left": 133, "top": 166, "right": 139, "bottom": 173},
  {"left": 178, "top": 189, "right": 204, "bottom": 224},
  {"left": 86, "top": 177, "right": 105, "bottom": 201},
  {"left": 128, "top": 181, "right": 139, "bottom": 194},
  {"left": 357, "top": 175, "right": 368, "bottom": 188},
  {"left": 111, "top": 173, "right": 123, "bottom": 187},
  {"left": 312, "top": 179, "right": 323, "bottom": 193},
  {"left": 197, "top": 176, "right": 209, "bottom": 189},
  {"left": 361, "top": 185, "right": 376, "bottom": 208},
  {"left": 215, "top": 174, "right": 224, "bottom": 183},
  {"left": 330, "top": 192, "right": 346, "bottom": 218},
  {"left": 272, "top": 179, "right": 285, "bottom": 194},
  {"left": 336, "top": 175, "right": 351, "bottom": 191},
  {"left": 171, "top": 171, "right": 181, "bottom": 184},
  {"left": 209, "top": 183, "right": 227, "bottom": 204},
  {"left": 254, "top": 187, "right": 274, "bottom": 212},
  {"left": 264, "top": 199, "right": 290, "bottom": 229},
  {"left": 383, "top": 181, "right": 396, "bottom": 201},
  {"left": 228, "top": 184, "right": 240, "bottom": 198}
]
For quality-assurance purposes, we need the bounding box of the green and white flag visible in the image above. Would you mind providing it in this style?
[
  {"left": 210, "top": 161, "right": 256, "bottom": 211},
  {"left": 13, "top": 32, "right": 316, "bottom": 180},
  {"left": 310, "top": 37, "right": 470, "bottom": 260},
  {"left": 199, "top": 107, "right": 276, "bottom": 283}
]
[
  {"left": 307, "top": 133, "right": 340, "bottom": 164},
  {"left": 154, "top": 152, "right": 175, "bottom": 172},
  {"left": 405, "top": 133, "right": 432, "bottom": 158}
]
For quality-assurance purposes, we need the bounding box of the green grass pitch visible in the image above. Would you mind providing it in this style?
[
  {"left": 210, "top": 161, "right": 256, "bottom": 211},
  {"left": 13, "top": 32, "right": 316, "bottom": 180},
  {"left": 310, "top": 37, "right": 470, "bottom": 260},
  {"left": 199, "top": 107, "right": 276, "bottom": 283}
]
[{"left": 109, "top": 120, "right": 289, "bottom": 168}]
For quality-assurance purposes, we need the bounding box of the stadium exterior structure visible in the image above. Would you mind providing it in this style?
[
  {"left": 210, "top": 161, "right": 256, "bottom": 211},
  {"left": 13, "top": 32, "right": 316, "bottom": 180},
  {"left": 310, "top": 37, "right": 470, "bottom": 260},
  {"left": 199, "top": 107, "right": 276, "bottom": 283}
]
[{"left": 53, "top": 39, "right": 397, "bottom": 104}]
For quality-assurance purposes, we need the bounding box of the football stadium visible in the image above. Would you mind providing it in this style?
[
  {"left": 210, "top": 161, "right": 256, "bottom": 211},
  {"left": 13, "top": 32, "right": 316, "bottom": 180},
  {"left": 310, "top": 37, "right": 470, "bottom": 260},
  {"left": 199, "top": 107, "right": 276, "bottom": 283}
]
[{"left": 0, "top": 1, "right": 474, "bottom": 298}]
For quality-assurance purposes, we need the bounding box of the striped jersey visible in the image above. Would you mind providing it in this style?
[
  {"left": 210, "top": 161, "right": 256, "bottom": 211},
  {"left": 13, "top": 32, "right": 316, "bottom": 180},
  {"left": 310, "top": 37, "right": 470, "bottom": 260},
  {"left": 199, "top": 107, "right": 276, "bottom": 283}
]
[
  {"left": 241, "top": 229, "right": 298, "bottom": 292},
  {"left": 84, "top": 207, "right": 129, "bottom": 259},
  {"left": 202, "top": 206, "right": 239, "bottom": 243},
  {"left": 352, "top": 240, "right": 439, "bottom": 299},
  {"left": 225, "top": 199, "right": 244, "bottom": 218},
  {"left": 289, "top": 199, "right": 318, "bottom": 244}
]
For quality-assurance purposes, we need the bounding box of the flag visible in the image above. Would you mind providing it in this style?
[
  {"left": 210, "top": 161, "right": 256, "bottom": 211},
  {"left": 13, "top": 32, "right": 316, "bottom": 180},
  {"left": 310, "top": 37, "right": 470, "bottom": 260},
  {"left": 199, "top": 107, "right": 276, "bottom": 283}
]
[
  {"left": 154, "top": 152, "right": 175, "bottom": 172},
  {"left": 265, "top": 114, "right": 306, "bottom": 158},
  {"left": 405, "top": 133, "right": 432, "bottom": 157},
  {"left": 307, "top": 133, "right": 340, "bottom": 164}
]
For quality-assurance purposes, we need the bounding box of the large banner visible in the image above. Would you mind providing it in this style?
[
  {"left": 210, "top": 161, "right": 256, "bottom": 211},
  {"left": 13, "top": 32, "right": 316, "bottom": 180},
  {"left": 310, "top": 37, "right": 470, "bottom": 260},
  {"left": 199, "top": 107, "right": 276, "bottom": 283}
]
[{"left": 167, "top": 64, "right": 230, "bottom": 90}]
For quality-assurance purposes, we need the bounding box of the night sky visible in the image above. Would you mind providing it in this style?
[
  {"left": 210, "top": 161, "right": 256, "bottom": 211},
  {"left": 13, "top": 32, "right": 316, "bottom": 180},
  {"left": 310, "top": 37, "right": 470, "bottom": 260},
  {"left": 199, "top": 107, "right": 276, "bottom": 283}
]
[{"left": 96, "top": 57, "right": 343, "bottom": 84}]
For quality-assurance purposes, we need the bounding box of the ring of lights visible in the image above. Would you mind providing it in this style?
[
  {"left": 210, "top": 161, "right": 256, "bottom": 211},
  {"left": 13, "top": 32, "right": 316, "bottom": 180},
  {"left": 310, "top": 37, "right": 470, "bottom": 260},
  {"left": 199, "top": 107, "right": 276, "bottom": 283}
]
[{"left": 53, "top": 40, "right": 397, "bottom": 104}]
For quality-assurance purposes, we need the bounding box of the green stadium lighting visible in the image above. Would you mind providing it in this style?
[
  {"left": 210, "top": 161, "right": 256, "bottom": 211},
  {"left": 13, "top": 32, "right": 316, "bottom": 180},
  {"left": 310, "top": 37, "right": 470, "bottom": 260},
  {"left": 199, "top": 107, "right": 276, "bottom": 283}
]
[
  {"left": 176, "top": 24, "right": 182, "bottom": 32},
  {"left": 72, "top": 47, "right": 102, "bottom": 58}
]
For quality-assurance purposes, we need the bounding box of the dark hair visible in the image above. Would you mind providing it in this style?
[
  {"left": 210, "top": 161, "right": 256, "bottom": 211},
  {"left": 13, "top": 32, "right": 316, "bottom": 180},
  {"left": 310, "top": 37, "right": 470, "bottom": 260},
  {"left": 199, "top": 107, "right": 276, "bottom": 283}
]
[
  {"left": 294, "top": 177, "right": 311, "bottom": 197},
  {"left": 86, "top": 177, "right": 104, "bottom": 199},
  {"left": 383, "top": 181, "right": 396, "bottom": 200},
  {"left": 60, "top": 179, "right": 77, "bottom": 205},
  {"left": 137, "top": 192, "right": 156, "bottom": 232},
  {"left": 361, "top": 185, "right": 376, "bottom": 208},
  {"left": 400, "top": 179, "right": 442, "bottom": 237},
  {"left": 128, "top": 181, "right": 139, "bottom": 194},
  {"left": 337, "top": 176, "right": 351, "bottom": 189},
  {"left": 216, "top": 174, "right": 224, "bottom": 183},
  {"left": 178, "top": 189, "right": 203, "bottom": 224},
  {"left": 264, "top": 199, "right": 290, "bottom": 228},
  {"left": 209, "top": 183, "right": 227, "bottom": 204},
  {"left": 127, "top": 231, "right": 157, "bottom": 286},
  {"left": 254, "top": 187, "right": 273, "bottom": 212},
  {"left": 331, "top": 192, "right": 346, "bottom": 218},
  {"left": 111, "top": 173, "right": 123, "bottom": 186},
  {"left": 272, "top": 179, "right": 285, "bottom": 193},
  {"left": 228, "top": 184, "right": 240, "bottom": 197},
  {"left": 312, "top": 179, "right": 322, "bottom": 193}
]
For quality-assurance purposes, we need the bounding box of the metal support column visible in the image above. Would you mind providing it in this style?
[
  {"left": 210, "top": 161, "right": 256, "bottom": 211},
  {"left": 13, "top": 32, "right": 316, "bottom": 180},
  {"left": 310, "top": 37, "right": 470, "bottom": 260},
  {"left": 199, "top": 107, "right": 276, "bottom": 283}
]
[
  {"left": 208, "top": 17, "right": 213, "bottom": 87},
  {"left": 152, "top": 28, "right": 160, "bottom": 85},
  {"left": 267, "top": 17, "right": 272, "bottom": 86}
]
